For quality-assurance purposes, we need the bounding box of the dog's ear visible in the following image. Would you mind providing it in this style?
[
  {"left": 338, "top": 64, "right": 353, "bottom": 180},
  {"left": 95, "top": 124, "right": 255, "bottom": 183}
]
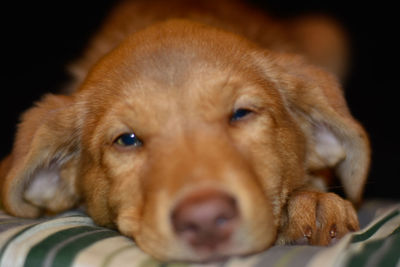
[
  {"left": 262, "top": 53, "right": 370, "bottom": 204},
  {"left": 0, "top": 94, "right": 82, "bottom": 218}
]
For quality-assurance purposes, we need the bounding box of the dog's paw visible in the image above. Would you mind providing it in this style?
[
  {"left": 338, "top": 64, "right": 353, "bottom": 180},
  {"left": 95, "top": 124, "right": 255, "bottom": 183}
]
[{"left": 276, "top": 191, "right": 359, "bottom": 246}]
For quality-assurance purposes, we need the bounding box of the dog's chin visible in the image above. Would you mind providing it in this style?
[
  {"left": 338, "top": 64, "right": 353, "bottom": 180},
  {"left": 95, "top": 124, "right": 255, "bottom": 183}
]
[
  {"left": 179, "top": 253, "right": 236, "bottom": 264},
  {"left": 152, "top": 248, "right": 259, "bottom": 264},
  {"left": 138, "top": 234, "right": 272, "bottom": 263},
  {"left": 186, "top": 247, "right": 266, "bottom": 263},
  {"left": 168, "top": 244, "right": 271, "bottom": 263}
]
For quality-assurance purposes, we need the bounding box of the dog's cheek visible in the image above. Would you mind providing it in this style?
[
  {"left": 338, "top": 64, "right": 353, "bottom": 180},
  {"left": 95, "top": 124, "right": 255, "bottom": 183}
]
[
  {"left": 100, "top": 151, "right": 147, "bottom": 236},
  {"left": 135, "top": 190, "right": 181, "bottom": 260},
  {"left": 80, "top": 166, "right": 114, "bottom": 228},
  {"left": 241, "top": 114, "right": 307, "bottom": 222},
  {"left": 110, "top": 177, "right": 144, "bottom": 237}
]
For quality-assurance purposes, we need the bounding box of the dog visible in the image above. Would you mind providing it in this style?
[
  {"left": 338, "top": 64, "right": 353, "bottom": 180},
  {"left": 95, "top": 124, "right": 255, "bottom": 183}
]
[{"left": 0, "top": 0, "right": 370, "bottom": 262}]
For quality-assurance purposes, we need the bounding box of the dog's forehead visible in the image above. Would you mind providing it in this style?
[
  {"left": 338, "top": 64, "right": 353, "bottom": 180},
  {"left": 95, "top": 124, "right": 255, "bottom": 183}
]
[
  {"left": 126, "top": 34, "right": 254, "bottom": 86},
  {"left": 105, "top": 67, "right": 263, "bottom": 129},
  {"left": 80, "top": 20, "right": 282, "bottom": 133},
  {"left": 83, "top": 19, "right": 263, "bottom": 90}
]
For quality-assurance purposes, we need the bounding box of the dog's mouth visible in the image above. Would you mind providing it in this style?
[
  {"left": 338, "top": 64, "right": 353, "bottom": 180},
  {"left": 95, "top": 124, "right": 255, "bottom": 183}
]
[{"left": 129, "top": 186, "right": 276, "bottom": 262}]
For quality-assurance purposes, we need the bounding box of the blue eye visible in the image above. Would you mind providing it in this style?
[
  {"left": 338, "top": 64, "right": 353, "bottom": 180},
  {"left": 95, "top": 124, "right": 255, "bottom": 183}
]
[
  {"left": 115, "top": 133, "right": 142, "bottom": 147},
  {"left": 230, "top": 109, "right": 252, "bottom": 122}
]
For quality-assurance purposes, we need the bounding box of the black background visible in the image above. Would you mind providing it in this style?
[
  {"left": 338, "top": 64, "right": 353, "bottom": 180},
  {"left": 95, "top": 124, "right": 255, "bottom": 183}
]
[{"left": 1, "top": 1, "right": 398, "bottom": 200}]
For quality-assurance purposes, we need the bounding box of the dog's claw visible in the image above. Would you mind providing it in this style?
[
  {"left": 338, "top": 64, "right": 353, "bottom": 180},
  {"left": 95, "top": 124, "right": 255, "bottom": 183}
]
[
  {"left": 291, "top": 225, "right": 313, "bottom": 245},
  {"left": 277, "top": 191, "right": 359, "bottom": 246},
  {"left": 329, "top": 224, "right": 337, "bottom": 238},
  {"left": 304, "top": 225, "right": 313, "bottom": 239}
]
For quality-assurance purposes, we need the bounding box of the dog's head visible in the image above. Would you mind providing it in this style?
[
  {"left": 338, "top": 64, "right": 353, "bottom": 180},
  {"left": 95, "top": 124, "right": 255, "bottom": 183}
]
[{"left": 0, "top": 20, "right": 369, "bottom": 261}]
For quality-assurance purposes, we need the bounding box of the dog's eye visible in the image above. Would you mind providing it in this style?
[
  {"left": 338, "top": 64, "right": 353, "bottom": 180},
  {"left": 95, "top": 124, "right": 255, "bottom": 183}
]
[
  {"left": 114, "top": 133, "right": 143, "bottom": 147},
  {"left": 230, "top": 108, "right": 252, "bottom": 123}
]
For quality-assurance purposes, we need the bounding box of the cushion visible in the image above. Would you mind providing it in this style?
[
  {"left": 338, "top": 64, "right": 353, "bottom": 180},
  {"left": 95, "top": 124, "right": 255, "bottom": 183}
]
[{"left": 0, "top": 200, "right": 399, "bottom": 267}]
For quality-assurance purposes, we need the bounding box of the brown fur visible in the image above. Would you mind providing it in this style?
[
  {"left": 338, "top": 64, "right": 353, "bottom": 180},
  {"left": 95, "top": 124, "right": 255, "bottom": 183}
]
[{"left": 0, "top": 0, "right": 369, "bottom": 262}]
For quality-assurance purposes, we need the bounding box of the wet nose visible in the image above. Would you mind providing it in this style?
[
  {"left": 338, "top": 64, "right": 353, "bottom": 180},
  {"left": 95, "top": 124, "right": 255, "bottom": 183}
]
[{"left": 171, "top": 190, "right": 239, "bottom": 251}]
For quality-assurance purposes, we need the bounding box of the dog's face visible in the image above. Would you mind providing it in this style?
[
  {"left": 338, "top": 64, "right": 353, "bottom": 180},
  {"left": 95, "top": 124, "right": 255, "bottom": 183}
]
[{"left": 0, "top": 20, "right": 369, "bottom": 261}]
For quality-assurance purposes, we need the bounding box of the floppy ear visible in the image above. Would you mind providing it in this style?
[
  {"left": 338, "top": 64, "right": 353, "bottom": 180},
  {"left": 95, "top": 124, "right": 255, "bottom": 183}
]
[
  {"left": 0, "top": 94, "right": 82, "bottom": 218},
  {"left": 264, "top": 53, "right": 370, "bottom": 204}
]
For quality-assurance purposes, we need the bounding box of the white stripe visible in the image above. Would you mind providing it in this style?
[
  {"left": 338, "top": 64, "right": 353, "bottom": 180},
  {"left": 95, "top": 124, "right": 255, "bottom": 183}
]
[
  {"left": 104, "top": 245, "right": 150, "bottom": 267},
  {"left": 191, "top": 263, "right": 220, "bottom": 267},
  {"left": 72, "top": 236, "right": 134, "bottom": 267},
  {"left": 0, "top": 223, "right": 36, "bottom": 248},
  {"left": 0, "top": 212, "right": 13, "bottom": 220},
  {"left": 0, "top": 216, "right": 94, "bottom": 267},
  {"left": 43, "top": 229, "right": 108, "bottom": 267},
  {"left": 362, "top": 212, "right": 400, "bottom": 241},
  {"left": 223, "top": 254, "right": 262, "bottom": 267},
  {"left": 307, "top": 234, "right": 353, "bottom": 267}
]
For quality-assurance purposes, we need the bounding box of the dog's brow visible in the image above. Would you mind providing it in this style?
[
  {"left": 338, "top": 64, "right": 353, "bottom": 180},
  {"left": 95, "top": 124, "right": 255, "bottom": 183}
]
[{"left": 220, "top": 67, "right": 234, "bottom": 92}]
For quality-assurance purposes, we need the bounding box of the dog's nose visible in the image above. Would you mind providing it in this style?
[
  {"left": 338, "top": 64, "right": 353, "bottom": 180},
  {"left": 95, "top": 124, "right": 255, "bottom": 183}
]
[{"left": 171, "top": 190, "right": 239, "bottom": 251}]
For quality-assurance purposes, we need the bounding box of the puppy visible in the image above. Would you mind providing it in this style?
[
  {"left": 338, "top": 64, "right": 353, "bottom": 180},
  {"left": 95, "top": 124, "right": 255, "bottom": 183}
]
[{"left": 0, "top": 0, "right": 370, "bottom": 262}]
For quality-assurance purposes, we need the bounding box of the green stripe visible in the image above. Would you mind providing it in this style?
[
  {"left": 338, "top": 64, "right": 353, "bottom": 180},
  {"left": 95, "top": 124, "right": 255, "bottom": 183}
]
[
  {"left": 351, "top": 210, "right": 400, "bottom": 243},
  {"left": 376, "top": 230, "right": 400, "bottom": 267},
  {"left": 24, "top": 226, "right": 118, "bottom": 267},
  {"left": 0, "top": 222, "right": 40, "bottom": 261},
  {"left": 50, "top": 229, "right": 119, "bottom": 267},
  {"left": 160, "top": 262, "right": 189, "bottom": 267},
  {"left": 139, "top": 258, "right": 189, "bottom": 267},
  {"left": 347, "top": 230, "right": 400, "bottom": 267},
  {"left": 390, "top": 224, "right": 400, "bottom": 236},
  {"left": 24, "top": 226, "right": 97, "bottom": 267},
  {"left": 347, "top": 239, "right": 386, "bottom": 266}
]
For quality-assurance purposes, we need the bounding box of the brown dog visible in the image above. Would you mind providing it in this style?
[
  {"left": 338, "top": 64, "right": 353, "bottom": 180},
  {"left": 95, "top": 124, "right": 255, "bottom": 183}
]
[{"left": 0, "top": 0, "right": 370, "bottom": 262}]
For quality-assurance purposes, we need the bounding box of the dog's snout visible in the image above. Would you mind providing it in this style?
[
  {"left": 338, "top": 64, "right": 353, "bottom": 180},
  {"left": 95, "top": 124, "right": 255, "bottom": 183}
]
[{"left": 171, "top": 190, "right": 239, "bottom": 251}]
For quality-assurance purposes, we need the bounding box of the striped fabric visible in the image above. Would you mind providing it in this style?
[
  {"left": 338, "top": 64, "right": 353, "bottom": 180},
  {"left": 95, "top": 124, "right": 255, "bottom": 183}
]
[{"left": 0, "top": 202, "right": 399, "bottom": 267}]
